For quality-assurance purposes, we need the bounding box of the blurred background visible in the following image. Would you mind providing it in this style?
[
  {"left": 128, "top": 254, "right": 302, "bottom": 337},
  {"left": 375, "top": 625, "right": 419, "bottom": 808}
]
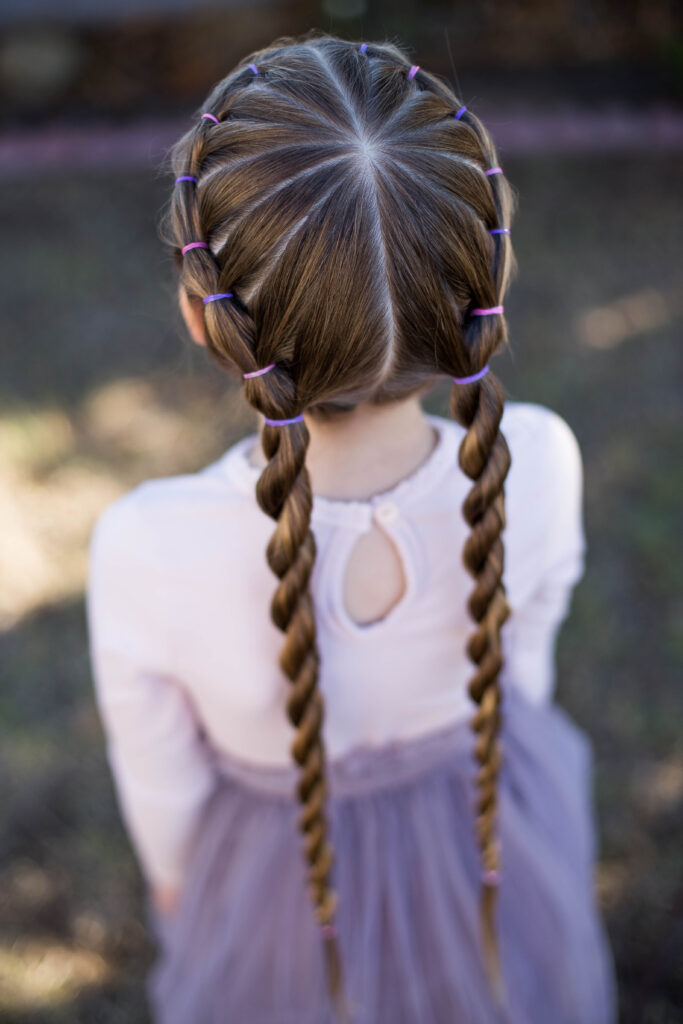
[{"left": 0, "top": 1, "right": 681, "bottom": 1021}]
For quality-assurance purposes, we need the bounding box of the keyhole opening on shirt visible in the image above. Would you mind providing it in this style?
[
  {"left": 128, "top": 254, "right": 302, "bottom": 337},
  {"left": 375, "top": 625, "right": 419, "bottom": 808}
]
[{"left": 342, "top": 522, "right": 408, "bottom": 627}]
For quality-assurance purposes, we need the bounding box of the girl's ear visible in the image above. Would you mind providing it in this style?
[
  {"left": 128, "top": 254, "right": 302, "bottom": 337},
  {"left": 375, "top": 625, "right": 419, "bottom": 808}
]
[{"left": 178, "top": 282, "right": 206, "bottom": 347}]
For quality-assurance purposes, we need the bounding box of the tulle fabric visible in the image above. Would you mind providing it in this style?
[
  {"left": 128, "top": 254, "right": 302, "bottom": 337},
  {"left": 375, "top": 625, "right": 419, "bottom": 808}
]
[{"left": 145, "top": 683, "right": 618, "bottom": 1024}]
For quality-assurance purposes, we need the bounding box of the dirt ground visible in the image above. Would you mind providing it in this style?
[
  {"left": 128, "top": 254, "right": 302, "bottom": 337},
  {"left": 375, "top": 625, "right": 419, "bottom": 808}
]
[{"left": 0, "top": 153, "right": 681, "bottom": 1022}]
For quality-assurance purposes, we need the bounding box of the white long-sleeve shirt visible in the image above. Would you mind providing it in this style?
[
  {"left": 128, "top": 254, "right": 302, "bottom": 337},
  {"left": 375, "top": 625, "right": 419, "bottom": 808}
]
[{"left": 85, "top": 402, "right": 586, "bottom": 890}]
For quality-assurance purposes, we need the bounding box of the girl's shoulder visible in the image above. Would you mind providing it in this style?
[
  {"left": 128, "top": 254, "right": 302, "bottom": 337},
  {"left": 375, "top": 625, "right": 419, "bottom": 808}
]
[
  {"left": 87, "top": 443, "right": 266, "bottom": 580},
  {"left": 429, "top": 399, "right": 583, "bottom": 483}
]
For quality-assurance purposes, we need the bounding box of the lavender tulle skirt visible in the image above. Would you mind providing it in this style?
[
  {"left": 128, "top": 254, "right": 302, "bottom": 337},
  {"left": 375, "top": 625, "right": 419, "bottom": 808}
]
[{"left": 144, "top": 683, "right": 618, "bottom": 1024}]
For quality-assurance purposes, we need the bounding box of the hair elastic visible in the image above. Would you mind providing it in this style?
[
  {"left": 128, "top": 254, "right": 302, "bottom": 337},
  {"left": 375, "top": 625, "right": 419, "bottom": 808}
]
[
  {"left": 248, "top": 63, "right": 259, "bottom": 75},
  {"left": 201, "top": 112, "right": 219, "bottom": 125},
  {"left": 359, "top": 43, "right": 368, "bottom": 53},
  {"left": 472, "top": 305, "right": 504, "bottom": 316},
  {"left": 453, "top": 364, "right": 489, "bottom": 385},
  {"left": 321, "top": 923, "right": 338, "bottom": 939},
  {"left": 175, "top": 175, "right": 197, "bottom": 185},
  {"left": 243, "top": 363, "right": 275, "bottom": 378},
  {"left": 264, "top": 414, "right": 304, "bottom": 426},
  {"left": 485, "top": 167, "right": 503, "bottom": 176},
  {"left": 181, "top": 241, "right": 209, "bottom": 255},
  {"left": 482, "top": 868, "right": 501, "bottom": 886},
  {"left": 202, "top": 293, "right": 233, "bottom": 304},
  {"left": 408, "top": 65, "right": 420, "bottom": 78},
  {"left": 489, "top": 228, "right": 510, "bottom": 235},
  {"left": 455, "top": 105, "right": 467, "bottom": 120}
]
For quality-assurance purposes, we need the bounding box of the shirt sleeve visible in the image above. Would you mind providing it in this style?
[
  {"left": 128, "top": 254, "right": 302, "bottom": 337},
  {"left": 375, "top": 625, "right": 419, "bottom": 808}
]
[
  {"left": 500, "top": 410, "right": 587, "bottom": 706},
  {"left": 85, "top": 490, "right": 216, "bottom": 891}
]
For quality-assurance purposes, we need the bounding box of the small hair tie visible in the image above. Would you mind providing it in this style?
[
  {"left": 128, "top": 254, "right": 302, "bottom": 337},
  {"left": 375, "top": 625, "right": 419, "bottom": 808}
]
[
  {"left": 175, "top": 175, "right": 197, "bottom": 185},
  {"left": 202, "top": 293, "right": 233, "bottom": 304},
  {"left": 489, "top": 228, "right": 510, "bottom": 235},
  {"left": 200, "top": 112, "right": 219, "bottom": 125},
  {"left": 181, "top": 241, "right": 209, "bottom": 255},
  {"left": 482, "top": 868, "right": 501, "bottom": 886},
  {"left": 454, "top": 106, "right": 467, "bottom": 120},
  {"left": 408, "top": 65, "right": 419, "bottom": 79},
  {"left": 243, "top": 363, "right": 275, "bottom": 379},
  {"left": 264, "top": 414, "right": 304, "bottom": 426},
  {"left": 472, "top": 305, "right": 504, "bottom": 316},
  {"left": 321, "top": 923, "right": 338, "bottom": 939},
  {"left": 453, "top": 364, "right": 489, "bottom": 385},
  {"left": 485, "top": 167, "right": 503, "bottom": 176},
  {"left": 359, "top": 43, "right": 368, "bottom": 53},
  {"left": 248, "top": 63, "right": 259, "bottom": 75}
]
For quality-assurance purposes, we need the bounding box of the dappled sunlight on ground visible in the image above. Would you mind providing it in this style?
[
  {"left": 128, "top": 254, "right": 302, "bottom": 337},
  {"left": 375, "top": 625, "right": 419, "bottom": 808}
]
[
  {"left": 0, "top": 937, "right": 112, "bottom": 1013},
  {"left": 575, "top": 285, "right": 681, "bottom": 350}
]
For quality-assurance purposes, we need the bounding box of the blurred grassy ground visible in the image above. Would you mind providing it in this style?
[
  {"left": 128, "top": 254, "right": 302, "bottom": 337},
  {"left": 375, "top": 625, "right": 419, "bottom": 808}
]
[{"left": 0, "top": 154, "right": 681, "bottom": 1022}]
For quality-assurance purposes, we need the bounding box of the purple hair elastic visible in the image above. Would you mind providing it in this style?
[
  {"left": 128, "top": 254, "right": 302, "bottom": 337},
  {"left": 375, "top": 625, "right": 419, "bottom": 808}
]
[
  {"left": 201, "top": 112, "right": 219, "bottom": 125},
  {"left": 248, "top": 63, "right": 259, "bottom": 75},
  {"left": 175, "top": 175, "right": 197, "bottom": 185},
  {"left": 359, "top": 43, "right": 368, "bottom": 53},
  {"left": 472, "top": 305, "right": 504, "bottom": 316},
  {"left": 181, "top": 241, "right": 209, "bottom": 255},
  {"left": 243, "top": 363, "right": 275, "bottom": 378},
  {"left": 453, "top": 364, "right": 489, "bottom": 385},
  {"left": 408, "top": 65, "right": 419, "bottom": 79},
  {"left": 489, "top": 228, "right": 510, "bottom": 235},
  {"left": 202, "top": 293, "right": 233, "bottom": 304},
  {"left": 485, "top": 167, "right": 503, "bottom": 176},
  {"left": 264, "top": 414, "right": 304, "bottom": 426},
  {"left": 455, "top": 105, "right": 467, "bottom": 120},
  {"left": 482, "top": 868, "right": 501, "bottom": 886}
]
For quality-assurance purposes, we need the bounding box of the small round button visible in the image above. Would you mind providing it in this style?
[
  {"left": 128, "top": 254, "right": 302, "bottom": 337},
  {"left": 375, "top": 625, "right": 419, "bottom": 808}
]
[{"left": 373, "top": 501, "right": 399, "bottom": 525}]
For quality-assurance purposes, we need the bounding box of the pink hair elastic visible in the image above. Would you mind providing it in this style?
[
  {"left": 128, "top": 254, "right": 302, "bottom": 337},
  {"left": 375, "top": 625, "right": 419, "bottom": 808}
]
[
  {"left": 482, "top": 868, "right": 501, "bottom": 886},
  {"left": 264, "top": 414, "right": 304, "bottom": 426},
  {"left": 490, "top": 228, "right": 510, "bottom": 235},
  {"left": 485, "top": 167, "right": 503, "bottom": 176},
  {"left": 201, "top": 112, "right": 219, "bottom": 125},
  {"left": 243, "top": 363, "right": 275, "bottom": 378},
  {"left": 202, "top": 292, "right": 233, "bottom": 304},
  {"left": 321, "top": 923, "right": 338, "bottom": 939},
  {"left": 408, "top": 65, "right": 419, "bottom": 78},
  {"left": 181, "top": 241, "right": 209, "bottom": 255},
  {"left": 472, "top": 305, "right": 504, "bottom": 316},
  {"left": 455, "top": 106, "right": 467, "bottom": 119},
  {"left": 248, "top": 63, "right": 259, "bottom": 75},
  {"left": 453, "top": 364, "right": 489, "bottom": 385},
  {"left": 175, "top": 175, "right": 196, "bottom": 184}
]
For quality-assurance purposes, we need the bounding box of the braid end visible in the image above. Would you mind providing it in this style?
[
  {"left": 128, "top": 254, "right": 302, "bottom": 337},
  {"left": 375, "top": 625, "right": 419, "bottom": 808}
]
[
  {"left": 322, "top": 931, "right": 356, "bottom": 1023},
  {"left": 480, "top": 883, "right": 508, "bottom": 1011}
]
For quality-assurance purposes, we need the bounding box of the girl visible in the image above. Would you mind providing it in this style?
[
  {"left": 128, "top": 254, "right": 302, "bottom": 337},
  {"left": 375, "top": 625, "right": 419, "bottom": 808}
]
[{"left": 86, "top": 31, "right": 618, "bottom": 1024}]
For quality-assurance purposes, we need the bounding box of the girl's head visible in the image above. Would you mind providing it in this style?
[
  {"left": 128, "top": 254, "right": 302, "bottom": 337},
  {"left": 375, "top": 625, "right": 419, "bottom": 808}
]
[{"left": 163, "top": 30, "right": 515, "bottom": 1016}]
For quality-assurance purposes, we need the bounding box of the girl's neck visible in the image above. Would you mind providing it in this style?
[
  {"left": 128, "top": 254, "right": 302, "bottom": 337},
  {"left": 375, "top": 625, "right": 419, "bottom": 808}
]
[{"left": 248, "top": 396, "right": 439, "bottom": 502}]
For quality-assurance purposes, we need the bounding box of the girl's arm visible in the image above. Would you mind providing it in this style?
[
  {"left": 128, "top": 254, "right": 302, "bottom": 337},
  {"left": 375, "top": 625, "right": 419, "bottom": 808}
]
[
  {"left": 500, "top": 410, "right": 587, "bottom": 705},
  {"left": 85, "top": 492, "right": 216, "bottom": 900}
]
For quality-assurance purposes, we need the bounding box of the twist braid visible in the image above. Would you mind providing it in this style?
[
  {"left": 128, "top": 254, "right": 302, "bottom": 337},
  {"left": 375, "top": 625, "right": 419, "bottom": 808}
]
[
  {"left": 254, "top": 418, "right": 350, "bottom": 1020},
  {"left": 451, "top": 372, "right": 511, "bottom": 1005}
]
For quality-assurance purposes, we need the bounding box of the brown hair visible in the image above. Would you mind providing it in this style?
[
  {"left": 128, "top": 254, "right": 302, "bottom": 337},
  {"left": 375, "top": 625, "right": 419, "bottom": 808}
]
[{"left": 162, "top": 29, "right": 516, "bottom": 1019}]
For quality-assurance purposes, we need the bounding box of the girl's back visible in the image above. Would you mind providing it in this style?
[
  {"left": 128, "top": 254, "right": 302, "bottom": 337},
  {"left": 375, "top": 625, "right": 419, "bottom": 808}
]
[
  {"left": 89, "top": 403, "right": 582, "bottom": 767},
  {"left": 86, "top": 32, "right": 617, "bottom": 1024}
]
